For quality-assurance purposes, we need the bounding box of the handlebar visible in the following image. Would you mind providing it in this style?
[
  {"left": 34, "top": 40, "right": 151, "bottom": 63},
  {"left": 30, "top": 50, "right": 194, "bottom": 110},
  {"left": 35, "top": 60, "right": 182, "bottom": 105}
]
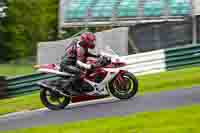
[{"left": 97, "top": 56, "right": 111, "bottom": 66}]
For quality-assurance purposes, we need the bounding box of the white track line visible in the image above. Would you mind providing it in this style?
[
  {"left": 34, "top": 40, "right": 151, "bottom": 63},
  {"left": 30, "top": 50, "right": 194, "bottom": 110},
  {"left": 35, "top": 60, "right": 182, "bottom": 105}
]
[{"left": 0, "top": 97, "right": 119, "bottom": 119}]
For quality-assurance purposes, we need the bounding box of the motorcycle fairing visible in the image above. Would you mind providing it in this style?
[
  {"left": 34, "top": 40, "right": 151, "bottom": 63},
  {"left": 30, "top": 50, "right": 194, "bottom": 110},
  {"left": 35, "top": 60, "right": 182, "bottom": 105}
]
[{"left": 84, "top": 70, "right": 119, "bottom": 96}]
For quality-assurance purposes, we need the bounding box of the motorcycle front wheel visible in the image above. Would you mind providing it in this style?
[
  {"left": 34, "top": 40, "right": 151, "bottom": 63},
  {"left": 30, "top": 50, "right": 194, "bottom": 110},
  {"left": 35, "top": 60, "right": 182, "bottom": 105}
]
[
  {"left": 109, "top": 72, "right": 138, "bottom": 99},
  {"left": 40, "top": 87, "right": 71, "bottom": 110}
]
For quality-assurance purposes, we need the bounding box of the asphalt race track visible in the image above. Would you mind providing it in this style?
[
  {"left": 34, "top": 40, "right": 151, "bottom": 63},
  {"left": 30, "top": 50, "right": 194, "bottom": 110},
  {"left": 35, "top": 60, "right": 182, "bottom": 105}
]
[{"left": 0, "top": 87, "right": 200, "bottom": 131}]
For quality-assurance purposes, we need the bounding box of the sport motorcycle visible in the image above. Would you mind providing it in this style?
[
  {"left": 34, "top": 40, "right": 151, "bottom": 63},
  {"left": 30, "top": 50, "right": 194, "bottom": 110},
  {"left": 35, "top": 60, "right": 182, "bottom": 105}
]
[{"left": 34, "top": 48, "right": 138, "bottom": 110}]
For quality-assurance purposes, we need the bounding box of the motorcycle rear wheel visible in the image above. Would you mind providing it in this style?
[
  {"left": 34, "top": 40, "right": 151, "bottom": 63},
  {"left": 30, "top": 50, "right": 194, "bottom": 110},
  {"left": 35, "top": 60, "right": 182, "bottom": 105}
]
[
  {"left": 40, "top": 87, "right": 71, "bottom": 110},
  {"left": 109, "top": 72, "right": 138, "bottom": 99}
]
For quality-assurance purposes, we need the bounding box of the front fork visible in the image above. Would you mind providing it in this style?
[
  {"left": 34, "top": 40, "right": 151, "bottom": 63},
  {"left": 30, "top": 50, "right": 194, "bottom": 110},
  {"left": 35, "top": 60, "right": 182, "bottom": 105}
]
[{"left": 106, "top": 70, "right": 126, "bottom": 92}]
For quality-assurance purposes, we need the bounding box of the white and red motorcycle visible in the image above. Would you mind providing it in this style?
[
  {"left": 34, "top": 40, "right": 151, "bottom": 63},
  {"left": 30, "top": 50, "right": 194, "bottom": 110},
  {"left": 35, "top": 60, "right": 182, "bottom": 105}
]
[{"left": 34, "top": 48, "right": 138, "bottom": 110}]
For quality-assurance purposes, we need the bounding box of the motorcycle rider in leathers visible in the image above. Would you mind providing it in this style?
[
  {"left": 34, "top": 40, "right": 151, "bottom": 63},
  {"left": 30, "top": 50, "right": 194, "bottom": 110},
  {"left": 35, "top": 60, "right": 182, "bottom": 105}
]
[{"left": 59, "top": 32, "right": 101, "bottom": 94}]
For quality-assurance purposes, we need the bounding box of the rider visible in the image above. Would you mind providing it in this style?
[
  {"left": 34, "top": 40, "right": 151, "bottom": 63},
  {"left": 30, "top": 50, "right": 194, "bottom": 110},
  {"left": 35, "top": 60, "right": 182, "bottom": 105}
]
[{"left": 59, "top": 32, "right": 101, "bottom": 94}]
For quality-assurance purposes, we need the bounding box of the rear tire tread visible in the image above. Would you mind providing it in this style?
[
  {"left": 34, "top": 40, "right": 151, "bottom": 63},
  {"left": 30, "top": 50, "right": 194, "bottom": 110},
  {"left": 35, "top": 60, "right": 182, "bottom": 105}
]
[{"left": 40, "top": 87, "right": 71, "bottom": 110}]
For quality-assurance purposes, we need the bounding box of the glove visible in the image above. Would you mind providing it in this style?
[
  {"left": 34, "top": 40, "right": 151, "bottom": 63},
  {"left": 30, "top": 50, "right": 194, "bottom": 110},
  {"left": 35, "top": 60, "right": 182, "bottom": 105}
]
[
  {"left": 101, "top": 56, "right": 111, "bottom": 66},
  {"left": 91, "top": 63, "right": 101, "bottom": 70}
]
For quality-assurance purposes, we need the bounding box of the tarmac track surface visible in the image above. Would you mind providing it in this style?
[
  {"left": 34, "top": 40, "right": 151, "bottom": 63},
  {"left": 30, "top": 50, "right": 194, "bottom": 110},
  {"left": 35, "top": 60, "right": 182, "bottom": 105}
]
[{"left": 0, "top": 87, "right": 200, "bottom": 131}]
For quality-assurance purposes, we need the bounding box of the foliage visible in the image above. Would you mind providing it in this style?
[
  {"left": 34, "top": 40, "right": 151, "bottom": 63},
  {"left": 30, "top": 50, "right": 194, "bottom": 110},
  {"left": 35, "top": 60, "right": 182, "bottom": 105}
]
[
  {"left": 0, "top": 0, "right": 58, "bottom": 61},
  {"left": 0, "top": 0, "right": 112, "bottom": 61}
]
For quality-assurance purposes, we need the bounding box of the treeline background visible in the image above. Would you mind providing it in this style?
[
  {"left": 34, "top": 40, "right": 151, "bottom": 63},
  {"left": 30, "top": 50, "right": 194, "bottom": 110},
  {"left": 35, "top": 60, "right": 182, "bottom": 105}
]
[{"left": 0, "top": 0, "right": 88, "bottom": 62}]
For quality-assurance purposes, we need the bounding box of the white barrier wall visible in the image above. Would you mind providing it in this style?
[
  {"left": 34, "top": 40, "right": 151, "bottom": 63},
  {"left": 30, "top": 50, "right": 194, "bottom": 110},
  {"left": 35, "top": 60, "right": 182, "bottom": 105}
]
[
  {"left": 122, "top": 49, "right": 166, "bottom": 75},
  {"left": 38, "top": 35, "right": 167, "bottom": 76},
  {"left": 37, "top": 27, "right": 128, "bottom": 64},
  {"left": 38, "top": 26, "right": 170, "bottom": 76},
  {"left": 193, "top": 0, "right": 200, "bottom": 16}
]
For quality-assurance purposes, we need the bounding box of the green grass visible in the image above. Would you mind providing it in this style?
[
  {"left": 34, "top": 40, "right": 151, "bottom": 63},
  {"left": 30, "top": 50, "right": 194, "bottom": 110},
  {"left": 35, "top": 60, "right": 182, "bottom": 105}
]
[
  {"left": 138, "top": 66, "right": 200, "bottom": 94},
  {"left": 0, "top": 93, "right": 43, "bottom": 115},
  {"left": 3, "top": 104, "right": 200, "bottom": 133},
  {"left": 0, "top": 64, "right": 34, "bottom": 77},
  {"left": 0, "top": 66, "right": 200, "bottom": 115}
]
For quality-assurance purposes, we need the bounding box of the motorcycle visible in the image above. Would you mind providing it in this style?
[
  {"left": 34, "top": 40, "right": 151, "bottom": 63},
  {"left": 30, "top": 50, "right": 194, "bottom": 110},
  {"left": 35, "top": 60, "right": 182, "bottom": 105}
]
[{"left": 34, "top": 48, "right": 138, "bottom": 110}]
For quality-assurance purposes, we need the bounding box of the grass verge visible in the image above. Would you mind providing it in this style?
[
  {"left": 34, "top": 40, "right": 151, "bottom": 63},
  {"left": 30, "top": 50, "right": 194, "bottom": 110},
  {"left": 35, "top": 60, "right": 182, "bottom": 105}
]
[
  {"left": 0, "top": 66, "right": 200, "bottom": 115},
  {"left": 0, "top": 93, "right": 43, "bottom": 115},
  {"left": 3, "top": 104, "right": 200, "bottom": 133},
  {"left": 138, "top": 66, "right": 200, "bottom": 94},
  {"left": 0, "top": 64, "right": 34, "bottom": 77}
]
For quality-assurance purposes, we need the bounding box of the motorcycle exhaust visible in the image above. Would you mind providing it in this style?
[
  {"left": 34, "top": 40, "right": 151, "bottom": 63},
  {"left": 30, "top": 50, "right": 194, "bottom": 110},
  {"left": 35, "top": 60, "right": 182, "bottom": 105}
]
[{"left": 37, "top": 82, "right": 70, "bottom": 97}]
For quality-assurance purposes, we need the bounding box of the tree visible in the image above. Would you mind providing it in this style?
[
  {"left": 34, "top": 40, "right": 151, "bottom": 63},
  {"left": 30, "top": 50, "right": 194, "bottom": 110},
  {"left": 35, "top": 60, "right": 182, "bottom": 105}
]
[{"left": 0, "top": 0, "right": 58, "bottom": 61}]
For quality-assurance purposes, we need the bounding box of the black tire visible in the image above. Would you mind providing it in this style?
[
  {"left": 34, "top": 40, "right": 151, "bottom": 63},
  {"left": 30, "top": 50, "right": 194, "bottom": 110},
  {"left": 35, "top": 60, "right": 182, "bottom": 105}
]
[
  {"left": 40, "top": 87, "right": 71, "bottom": 110},
  {"left": 109, "top": 72, "right": 138, "bottom": 99}
]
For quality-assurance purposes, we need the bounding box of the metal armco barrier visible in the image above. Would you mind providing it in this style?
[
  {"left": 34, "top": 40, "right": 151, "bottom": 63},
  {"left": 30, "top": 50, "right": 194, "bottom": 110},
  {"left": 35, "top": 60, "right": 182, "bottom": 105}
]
[
  {"left": 0, "top": 76, "right": 8, "bottom": 99},
  {"left": 122, "top": 44, "right": 200, "bottom": 75},
  {"left": 6, "top": 73, "right": 58, "bottom": 97},
  {"left": 1, "top": 44, "right": 200, "bottom": 99},
  {"left": 165, "top": 44, "right": 200, "bottom": 70}
]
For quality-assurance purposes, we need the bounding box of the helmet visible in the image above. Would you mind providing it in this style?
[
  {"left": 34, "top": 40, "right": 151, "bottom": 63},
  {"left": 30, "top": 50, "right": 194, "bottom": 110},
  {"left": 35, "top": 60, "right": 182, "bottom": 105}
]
[{"left": 80, "top": 32, "right": 96, "bottom": 49}]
